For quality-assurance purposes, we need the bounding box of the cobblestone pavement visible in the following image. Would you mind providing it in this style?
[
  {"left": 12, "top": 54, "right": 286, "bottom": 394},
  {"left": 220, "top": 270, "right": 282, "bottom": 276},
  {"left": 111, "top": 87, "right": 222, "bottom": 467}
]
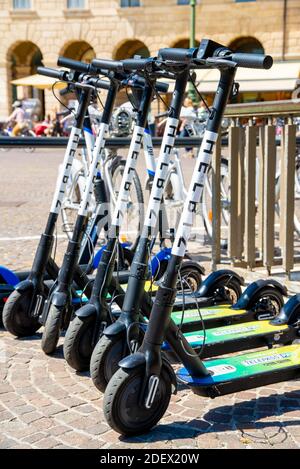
[
  {"left": 0, "top": 331, "right": 300, "bottom": 449},
  {"left": 1, "top": 149, "right": 300, "bottom": 449}
]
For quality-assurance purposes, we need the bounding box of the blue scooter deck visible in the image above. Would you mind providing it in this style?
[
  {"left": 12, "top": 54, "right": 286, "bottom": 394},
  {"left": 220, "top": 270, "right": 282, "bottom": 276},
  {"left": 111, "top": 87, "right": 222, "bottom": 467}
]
[{"left": 177, "top": 344, "right": 300, "bottom": 397}]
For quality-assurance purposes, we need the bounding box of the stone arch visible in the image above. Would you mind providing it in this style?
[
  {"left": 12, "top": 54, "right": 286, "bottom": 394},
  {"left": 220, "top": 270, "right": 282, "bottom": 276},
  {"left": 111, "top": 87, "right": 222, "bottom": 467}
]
[
  {"left": 59, "top": 40, "right": 96, "bottom": 62},
  {"left": 7, "top": 40, "right": 44, "bottom": 112},
  {"left": 170, "top": 38, "right": 200, "bottom": 49},
  {"left": 228, "top": 36, "right": 265, "bottom": 54},
  {"left": 113, "top": 39, "right": 150, "bottom": 60}
]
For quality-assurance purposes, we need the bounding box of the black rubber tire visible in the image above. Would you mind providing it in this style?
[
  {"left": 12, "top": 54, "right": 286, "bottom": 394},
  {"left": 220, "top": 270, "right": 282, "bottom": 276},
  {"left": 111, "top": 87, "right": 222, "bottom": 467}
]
[
  {"left": 206, "top": 277, "right": 242, "bottom": 304},
  {"left": 104, "top": 366, "right": 171, "bottom": 436},
  {"left": 90, "top": 334, "right": 124, "bottom": 393},
  {"left": 63, "top": 315, "right": 95, "bottom": 371},
  {"left": 41, "top": 304, "right": 62, "bottom": 354},
  {"left": 247, "top": 287, "right": 284, "bottom": 317},
  {"left": 3, "top": 289, "right": 41, "bottom": 337},
  {"left": 177, "top": 264, "right": 203, "bottom": 292}
]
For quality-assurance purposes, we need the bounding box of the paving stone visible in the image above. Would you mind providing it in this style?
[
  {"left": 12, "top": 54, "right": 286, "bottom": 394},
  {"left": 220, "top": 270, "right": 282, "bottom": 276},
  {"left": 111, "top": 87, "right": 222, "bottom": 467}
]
[
  {"left": 41, "top": 404, "right": 68, "bottom": 417},
  {"left": 33, "top": 437, "right": 59, "bottom": 449},
  {"left": 0, "top": 437, "right": 18, "bottom": 449},
  {"left": 22, "top": 432, "right": 47, "bottom": 444},
  {"left": 20, "top": 411, "right": 44, "bottom": 424}
]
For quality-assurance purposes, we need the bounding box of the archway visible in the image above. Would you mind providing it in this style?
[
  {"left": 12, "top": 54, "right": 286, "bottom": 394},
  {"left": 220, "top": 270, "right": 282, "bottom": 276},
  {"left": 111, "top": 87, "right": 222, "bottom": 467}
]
[
  {"left": 60, "top": 40, "right": 95, "bottom": 62},
  {"left": 228, "top": 36, "right": 264, "bottom": 54},
  {"left": 7, "top": 41, "right": 44, "bottom": 116},
  {"left": 113, "top": 39, "right": 150, "bottom": 60},
  {"left": 171, "top": 38, "right": 200, "bottom": 49}
]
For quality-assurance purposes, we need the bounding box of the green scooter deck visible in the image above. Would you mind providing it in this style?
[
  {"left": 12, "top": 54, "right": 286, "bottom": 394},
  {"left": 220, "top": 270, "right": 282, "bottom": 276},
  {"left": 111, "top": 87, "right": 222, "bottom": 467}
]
[
  {"left": 177, "top": 344, "right": 300, "bottom": 397},
  {"left": 170, "top": 305, "right": 252, "bottom": 331},
  {"left": 163, "top": 320, "right": 294, "bottom": 358}
]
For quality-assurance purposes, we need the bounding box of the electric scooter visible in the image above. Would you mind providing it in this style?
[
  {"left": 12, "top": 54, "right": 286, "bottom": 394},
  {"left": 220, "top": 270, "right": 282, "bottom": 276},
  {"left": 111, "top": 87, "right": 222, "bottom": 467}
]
[
  {"left": 86, "top": 53, "right": 285, "bottom": 393},
  {"left": 39, "top": 60, "right": 142, "bottom": 354},
  {"left": 2, "top": 65, "right": 107, "bottom": 338},
  {"left": 101, "top": 41, "right": 298, "bottom": 437},
  {"left": 62, "top": 56, "right": 251, "bottom": 375}
]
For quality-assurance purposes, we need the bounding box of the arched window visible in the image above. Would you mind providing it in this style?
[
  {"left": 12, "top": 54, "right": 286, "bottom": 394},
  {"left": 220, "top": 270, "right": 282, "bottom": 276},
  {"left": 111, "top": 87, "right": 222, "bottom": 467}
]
[
  {"left": 114, "top": 39, "right": 150, "bottom": 60},
  {"left": 229, "top": 36, "right": 264, "bottom": 54},
  {"left": 171, "top": 38, "right": 200, "bottom": 49},
  {"left": 60, "top": 40, "right": 95, "bottom": 63},
  {"left": 7, "top": 41, "right": 44, "bottom": 115}
]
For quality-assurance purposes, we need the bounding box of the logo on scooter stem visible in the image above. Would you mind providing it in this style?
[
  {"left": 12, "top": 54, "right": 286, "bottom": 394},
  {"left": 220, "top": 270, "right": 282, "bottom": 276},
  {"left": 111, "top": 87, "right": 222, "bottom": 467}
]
[{"left": 172, "top": 130, "right": 218, "bottom": 257}]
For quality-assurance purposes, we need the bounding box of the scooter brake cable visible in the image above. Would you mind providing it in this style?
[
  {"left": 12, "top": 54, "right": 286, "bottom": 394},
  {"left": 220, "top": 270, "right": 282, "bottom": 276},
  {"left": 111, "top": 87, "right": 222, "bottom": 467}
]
[
  {"left": 188, "top": 72, "right": 211, "bottom": 116},
  {"left": 51, "top": 82, "right": 76, "bottom": 117},
  {"left": 143, "top": 69, "right": 170, "bottom": 112},
  {"left": 177, "top": 273, "right": 207, "bottom": 358}
]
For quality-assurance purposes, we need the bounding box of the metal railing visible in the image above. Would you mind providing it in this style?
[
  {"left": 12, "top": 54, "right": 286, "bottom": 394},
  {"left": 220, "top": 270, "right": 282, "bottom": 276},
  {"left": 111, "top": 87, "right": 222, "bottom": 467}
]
[{"left": 211, "top": 99, "right": 300, "bottom": 277}]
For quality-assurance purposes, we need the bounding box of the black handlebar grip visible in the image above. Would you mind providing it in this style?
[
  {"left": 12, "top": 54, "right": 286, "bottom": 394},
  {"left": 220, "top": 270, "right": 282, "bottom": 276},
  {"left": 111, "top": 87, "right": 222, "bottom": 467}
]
[
  {"left": 37, "top": 66, "right": 66, "bottom": 80},
  {"left": 155, "top": 81, "right": 169, "bottom": 93},
  {"left": 87, "top": 77, "right": 110, "bottom": 90},
  {"left": 158, "top": 47, "right": 196, "bottom": 63},
  {"left": 121, "top": 58, "right": 150, "bottom": 71},
  {"left": 59, "top": 86, "right": 71, "bottom": 97},
  {"left": 92, "top": 58, "right": 122, "bottom": 72},
  {"left": 131, "top": 75, "right": 169, "bottom": 93},
  {"left": 230, "top": 53, "right": 273, "bottom": 69},
  {"left": 57, "top": 56, "right": 91, "bottom": 73}
]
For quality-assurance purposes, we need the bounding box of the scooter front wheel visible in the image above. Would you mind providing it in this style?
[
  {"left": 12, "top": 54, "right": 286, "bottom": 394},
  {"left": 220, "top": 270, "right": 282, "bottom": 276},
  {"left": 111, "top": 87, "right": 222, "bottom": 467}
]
[
  {"left": 90, "top": 334, "right": 124, "bottom": 393},
  {"left": 63, "top": 315, "right": 95, "bottom": 371},
  {"left": 104, "top": 366, "right": 171, "bottom": 436},
  {"left": 3, "top": 290, "right": 41, "bottom": 337},
  {"left": 41, "top": 304, "right": 62, "bottom": 354}
]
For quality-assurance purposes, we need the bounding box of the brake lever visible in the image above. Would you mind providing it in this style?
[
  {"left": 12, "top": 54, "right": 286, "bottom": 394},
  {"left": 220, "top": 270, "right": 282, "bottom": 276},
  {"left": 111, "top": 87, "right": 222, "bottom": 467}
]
[{"left": 205, "top": 57, "right": 237, "bottom": 68}]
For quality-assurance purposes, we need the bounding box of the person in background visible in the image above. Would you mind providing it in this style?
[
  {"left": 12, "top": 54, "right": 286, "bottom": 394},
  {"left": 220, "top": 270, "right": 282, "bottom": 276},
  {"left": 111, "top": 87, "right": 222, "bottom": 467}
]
[
  {"left": 179, "top": 97, "right": 198, "bottom": 157},
  {"left": 7, "top": 100, "right": 26, "bottom": 136}
]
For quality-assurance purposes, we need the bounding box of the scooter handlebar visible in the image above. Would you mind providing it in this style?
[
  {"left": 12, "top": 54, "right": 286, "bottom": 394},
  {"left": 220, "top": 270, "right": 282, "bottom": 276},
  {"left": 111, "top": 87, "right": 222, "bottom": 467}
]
[
  {"left": 129, "top": 75, "right": 169, "bottom": 93},
  {"left": 121, "top": 58, "right": 150, "bottom": 71},
  {"left": 59, "top": 86, "right": 71, "bottom": 96},
  {"left": 37, "top": 66, "right": 67, "bottom": 80},
  {"left": 87, "top": 77, "right": 111, "bottom": 90},
  {"left": 92, "top": 58, "right": 123, "bottom": 72},
  {"left": 57, "top": 56, "right": 95, "bottom": 73},
  {"left": 227, "top": 52, "right": 273, "bottom": 69},
  {"left": 158, "top": 47, "right": 197, "bottom": 63}
]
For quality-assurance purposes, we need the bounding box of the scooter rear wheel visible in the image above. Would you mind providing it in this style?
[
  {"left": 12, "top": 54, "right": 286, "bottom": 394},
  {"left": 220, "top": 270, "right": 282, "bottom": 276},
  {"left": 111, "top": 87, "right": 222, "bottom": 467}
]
[
  {"left": 207, "top": 277, "right": 242, "bottom": 304},
  {"left": 41, "top": 304, "right": 62, "bottom": 354},
  {"left": 104, "top": 366, "right": 171, "bottom": 436},
  {"left": 248, "top": 287, "right": 284, "bottom": 317},
  {"left": 3, "top": 290, "right": 41, "bottom": 337},
  {"left": 90, "top": 334, "right": 124, "bottom": 393},
  {"left": 177, "top": 263, "right": 202, "bottom": 292},
  {"left": 63, "top": 315, "right": 95, "bottom": 371}
]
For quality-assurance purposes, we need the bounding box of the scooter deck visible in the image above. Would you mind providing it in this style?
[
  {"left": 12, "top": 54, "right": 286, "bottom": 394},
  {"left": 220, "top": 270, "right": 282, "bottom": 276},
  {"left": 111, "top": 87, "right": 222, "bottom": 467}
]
[
  {"left": 177, "top": 344, "right": 300, "bottom": 398},
  {"left": 162, "top": 320, "right": 294, "bottom": 358},
  {"left": 170, "top": 305, "right": 252, "bottom": 331}
]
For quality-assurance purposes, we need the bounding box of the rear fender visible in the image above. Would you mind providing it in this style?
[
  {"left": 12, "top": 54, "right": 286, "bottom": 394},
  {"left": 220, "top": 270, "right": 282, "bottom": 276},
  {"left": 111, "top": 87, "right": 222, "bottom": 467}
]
[
  {"left": 271, "top": 294, "right": 300, "bottom": 326},
  {"left": 197, "top": 269, "right": 244, "bottom": 298},
  {"left": 232, "top": 279, "right": 287, "bottom": 310}
]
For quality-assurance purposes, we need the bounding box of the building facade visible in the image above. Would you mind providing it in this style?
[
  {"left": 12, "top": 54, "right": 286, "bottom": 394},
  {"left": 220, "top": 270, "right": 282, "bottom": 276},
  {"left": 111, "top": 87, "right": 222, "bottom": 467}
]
[{"left": 0, "top": 0, "right": 300, "bottom": 117}]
